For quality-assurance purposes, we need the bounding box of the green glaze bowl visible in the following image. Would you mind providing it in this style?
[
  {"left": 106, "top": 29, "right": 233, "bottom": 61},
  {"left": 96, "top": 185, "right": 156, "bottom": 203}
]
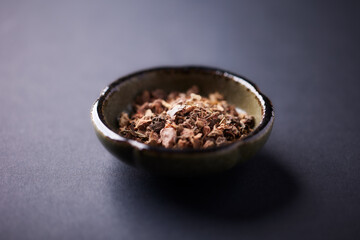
[{"left": 91, "top": 66, "right": 274, "bottom": 176}]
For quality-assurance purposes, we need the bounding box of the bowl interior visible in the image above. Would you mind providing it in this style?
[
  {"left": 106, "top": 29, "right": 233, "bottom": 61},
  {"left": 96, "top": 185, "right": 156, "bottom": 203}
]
[{"left": 100, "top": 68, "right": 264, "bottom": 134}]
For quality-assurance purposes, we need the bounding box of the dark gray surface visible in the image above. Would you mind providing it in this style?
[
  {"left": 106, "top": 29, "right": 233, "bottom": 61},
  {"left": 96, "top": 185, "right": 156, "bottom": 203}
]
[{"left": 1, "top": 0, "right": 359, "bottom": 239}]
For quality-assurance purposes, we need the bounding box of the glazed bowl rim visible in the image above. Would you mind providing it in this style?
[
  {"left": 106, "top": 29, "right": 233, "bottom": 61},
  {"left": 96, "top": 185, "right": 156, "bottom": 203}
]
[{"left": 91, "top": 66, "right": 274, "bottom": 154}]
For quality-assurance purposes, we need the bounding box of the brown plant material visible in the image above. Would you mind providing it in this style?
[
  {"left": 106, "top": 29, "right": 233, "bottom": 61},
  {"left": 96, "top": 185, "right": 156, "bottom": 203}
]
[{"left": 118, "top": 86, "right": 255, "bottom": 149}]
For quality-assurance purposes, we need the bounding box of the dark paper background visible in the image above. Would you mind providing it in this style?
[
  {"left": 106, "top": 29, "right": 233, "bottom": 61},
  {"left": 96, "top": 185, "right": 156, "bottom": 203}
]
[{"left": 1, "top": 1, "right": 359, "bottom": 239}]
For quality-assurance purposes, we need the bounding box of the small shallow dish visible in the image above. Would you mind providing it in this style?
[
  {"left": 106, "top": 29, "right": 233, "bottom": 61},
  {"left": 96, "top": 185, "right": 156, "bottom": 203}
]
[{"left": 91, "top": 66, "right": 274, "bottom": 176}]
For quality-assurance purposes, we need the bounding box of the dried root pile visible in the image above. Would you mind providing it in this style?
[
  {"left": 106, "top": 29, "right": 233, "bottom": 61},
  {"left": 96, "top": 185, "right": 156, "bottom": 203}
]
[{"left": 118, "top": 86, "right": 255, "bottom": 149}]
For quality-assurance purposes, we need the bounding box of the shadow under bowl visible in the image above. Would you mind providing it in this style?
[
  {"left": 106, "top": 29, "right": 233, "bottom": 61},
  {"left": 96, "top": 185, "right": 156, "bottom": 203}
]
[{"left": 91, "top": 66, "right": 274, "bottom": 176}]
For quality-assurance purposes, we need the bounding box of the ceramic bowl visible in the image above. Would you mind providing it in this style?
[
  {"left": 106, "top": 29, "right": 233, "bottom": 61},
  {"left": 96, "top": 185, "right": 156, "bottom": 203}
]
[{"left": 91, "top": 66, "right": 274, "bottom": 176}]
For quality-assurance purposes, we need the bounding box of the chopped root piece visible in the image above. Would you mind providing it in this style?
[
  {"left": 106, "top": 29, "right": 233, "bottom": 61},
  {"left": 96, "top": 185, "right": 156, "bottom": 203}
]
[{"left": 160, "top": 127, "right": 177, "bottom": 148}]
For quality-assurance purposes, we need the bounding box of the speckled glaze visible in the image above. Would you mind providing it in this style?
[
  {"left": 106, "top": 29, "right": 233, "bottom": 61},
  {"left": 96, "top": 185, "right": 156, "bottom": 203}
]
[{"left": 91, "top": 66, "right": 274, "bottom": 176}]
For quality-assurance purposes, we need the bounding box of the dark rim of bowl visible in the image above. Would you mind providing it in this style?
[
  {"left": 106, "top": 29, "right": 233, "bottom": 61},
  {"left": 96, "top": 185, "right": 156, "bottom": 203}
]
[{"left": 92, "top": 66, "right": 274, "bottom": 154}]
